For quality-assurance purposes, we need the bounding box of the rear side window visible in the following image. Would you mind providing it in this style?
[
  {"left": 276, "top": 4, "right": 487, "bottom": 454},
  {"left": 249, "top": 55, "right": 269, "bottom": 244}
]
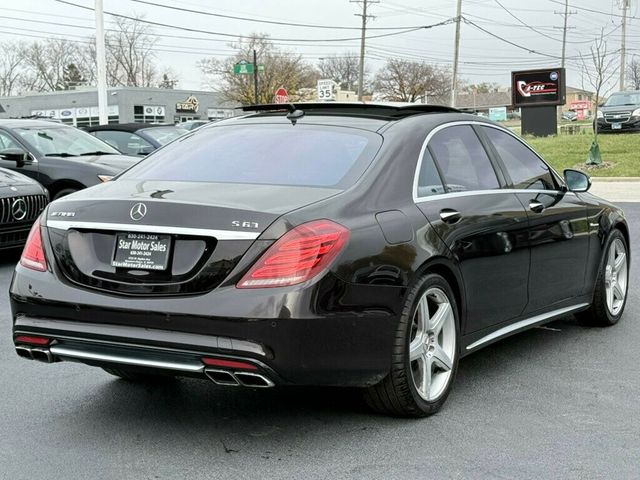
[
  {"left": 481, "top": 127, "right": 556, "bottom": 190},
  {"left": 93, "top": 131, "right": 153, "bottom": 156},
  {"left": 416, "top": 148, "right": 445, "bottom": 197},
  {"left": 122, "top": 124, "right": 381, "bottom": 189},
  {"left": 428, "top": 125, "right": 499, "bottom": 192}
]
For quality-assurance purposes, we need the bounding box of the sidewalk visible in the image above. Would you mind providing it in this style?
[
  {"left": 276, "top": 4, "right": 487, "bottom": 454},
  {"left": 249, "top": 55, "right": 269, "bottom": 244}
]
[{"left": 589, "top": 178, "right": 640, "bottom": 203}]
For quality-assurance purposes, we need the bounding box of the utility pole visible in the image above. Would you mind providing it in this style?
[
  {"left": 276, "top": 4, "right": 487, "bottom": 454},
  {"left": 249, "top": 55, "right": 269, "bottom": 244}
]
[
  {"left": 353, "top": 0, "right": 378, "bottom": 101},
  {"left": 95, "top": 0, "right": 108, "bottom": 125},
  {"left": 450, "top": 0, "right": 462, "bottom": 108},
  {"left": 253, "top": 49, "right": 259, "bottom": 104},
  {"left": 620, "top": 0, "right": 629, "bottom": 91},
  {"left": 554, "top": 1, "right": 576, "bottom": 121}
]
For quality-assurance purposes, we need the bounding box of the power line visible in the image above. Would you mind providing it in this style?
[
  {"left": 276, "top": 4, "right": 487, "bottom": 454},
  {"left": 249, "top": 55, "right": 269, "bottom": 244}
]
[
  {"left": 463, "top": 17, "right": 571, "bottom": 59},
  {"left": 129, "top": 0, "right": 426, "bottom": 31},
  {"left": 548, "top": 0, "right": 639, "bottom": 20},
  {"left": 54, "top": 0, "right": 451, "bottom": 43}
]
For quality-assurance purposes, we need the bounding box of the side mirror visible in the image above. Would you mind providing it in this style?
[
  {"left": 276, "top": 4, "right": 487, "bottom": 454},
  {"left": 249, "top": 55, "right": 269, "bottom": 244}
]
[
  {"left": 0, "top": 148, "right": 31, "bottom": 167},
  {"left": 564, "top": 169, "right": 591, "bottom": 193}
]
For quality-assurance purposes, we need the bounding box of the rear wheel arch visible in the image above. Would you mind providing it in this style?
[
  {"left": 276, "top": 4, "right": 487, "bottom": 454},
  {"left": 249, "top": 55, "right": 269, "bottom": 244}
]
[
  {"left": 613, "top": 222, "right": 630, "bottom": 259},
  {"left": 413, "top": 258, "right": 465, "bottom": 328}
]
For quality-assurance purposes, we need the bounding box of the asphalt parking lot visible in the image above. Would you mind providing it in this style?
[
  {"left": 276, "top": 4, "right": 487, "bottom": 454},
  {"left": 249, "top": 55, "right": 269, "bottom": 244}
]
[{"left": 1, "top": 204, "right": 638, "bottom": 480}]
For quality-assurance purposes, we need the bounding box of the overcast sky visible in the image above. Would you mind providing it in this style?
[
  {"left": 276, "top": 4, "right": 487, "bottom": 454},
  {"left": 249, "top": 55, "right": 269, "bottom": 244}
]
[{"left": 5, "top": 0, "right": 639, "bottom": 93}]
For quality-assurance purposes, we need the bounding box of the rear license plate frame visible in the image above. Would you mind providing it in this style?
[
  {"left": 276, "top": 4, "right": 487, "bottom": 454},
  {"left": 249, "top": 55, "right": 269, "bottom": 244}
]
[{"left": 111, "top": 232, "right": 172, "bottom": 271}]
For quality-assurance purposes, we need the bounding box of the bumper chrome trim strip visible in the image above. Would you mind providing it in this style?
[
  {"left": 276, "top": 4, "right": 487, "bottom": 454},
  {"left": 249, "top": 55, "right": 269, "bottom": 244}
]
[{"left": 49, "top": 345, "right": 205, "bottom": 372}]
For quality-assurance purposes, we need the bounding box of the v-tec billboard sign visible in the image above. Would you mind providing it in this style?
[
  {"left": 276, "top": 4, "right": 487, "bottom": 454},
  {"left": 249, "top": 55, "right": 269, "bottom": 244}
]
[{"left": 511, "top": 68, "right": 566, "bottom": 108}]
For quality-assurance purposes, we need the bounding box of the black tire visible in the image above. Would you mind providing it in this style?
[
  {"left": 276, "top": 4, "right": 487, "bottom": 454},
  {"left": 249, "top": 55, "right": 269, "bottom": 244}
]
[
  {"left": 53, "top": 188, "right": 78, "bottom": 200},
  {"left": 102, "top": 367, "right": 170, "bottom": 382},
  {"left": 576, "top": 229, "right": 629, "bottom": 327},
  {"left": 364, "top": 273, "right": 460, "bottom": 417}
]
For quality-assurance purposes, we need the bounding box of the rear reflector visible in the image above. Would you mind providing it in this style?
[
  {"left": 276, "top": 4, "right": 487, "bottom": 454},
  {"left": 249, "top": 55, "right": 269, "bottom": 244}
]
[
  {"left": 201, "top": 357, "right": 258, "bottom": 371},
  {"left": 20, "top": 217, "right": 48, "bottom": 272},
  {"left": 14, "top": 335, "right": 50, "bottom": 346},
  {"left": 237, "top": 219, "right": 349, "bottom": 288}
]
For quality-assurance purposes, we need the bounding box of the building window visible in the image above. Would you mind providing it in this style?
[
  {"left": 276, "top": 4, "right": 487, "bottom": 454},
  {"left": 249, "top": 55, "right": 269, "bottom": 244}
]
[
  {"left": 578, "top": 94, "right": 583, "bottom": 100},
  {"left": 134, "top": 105, "right": 165, "bottom": 123}
]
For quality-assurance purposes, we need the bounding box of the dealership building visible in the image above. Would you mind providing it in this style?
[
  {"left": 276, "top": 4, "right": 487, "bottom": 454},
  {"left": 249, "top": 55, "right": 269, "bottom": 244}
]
[{"left": 0, "top": 87, "right": 237, "bottom": 127}]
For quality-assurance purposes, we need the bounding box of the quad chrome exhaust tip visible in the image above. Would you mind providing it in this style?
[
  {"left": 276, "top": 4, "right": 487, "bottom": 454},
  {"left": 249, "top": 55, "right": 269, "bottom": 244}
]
[
  {"left": 15, "top": 346, "right": 55, "bottom": 363},
  {"left": 205, "top": 368, "right": 274, "bottom": 388}
]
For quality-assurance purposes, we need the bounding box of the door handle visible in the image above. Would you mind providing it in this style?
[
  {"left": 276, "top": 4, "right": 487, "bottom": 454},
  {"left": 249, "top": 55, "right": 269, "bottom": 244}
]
[
  {"left": 529, "top": 201, "right": 545, "bottom": 213},
  {"left": 439, "top": 209, "right": 462, "bottom": 223}
]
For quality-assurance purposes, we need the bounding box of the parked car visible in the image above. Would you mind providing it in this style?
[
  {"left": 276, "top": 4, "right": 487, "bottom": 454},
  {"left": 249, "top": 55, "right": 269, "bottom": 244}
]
[
  {"left": 10, "top": 103, "right": 630, "bottom": 417},
  {"left": 595, "top": 90, "right": 640, "bottom": 132},
  {"left": 562, "top": 110, "right": 578, "bottom": 121},
  {"left": 178, "top": 120, "right": 209, "bottom": 131},
  {"left": 86, "top": 123, "right": 188, "bottom": 156},
  {"left": 0, "top": 167, "right": 47, "bottom": 249},
  {"left": 0, "top": 120, "right": 140, "bottom": 200}
]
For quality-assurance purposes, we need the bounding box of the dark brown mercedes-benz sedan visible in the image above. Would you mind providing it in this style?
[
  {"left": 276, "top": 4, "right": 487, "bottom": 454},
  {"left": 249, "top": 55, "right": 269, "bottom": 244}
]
[{"left": 10, "top": 103, "right": 630, "bottom": 417}]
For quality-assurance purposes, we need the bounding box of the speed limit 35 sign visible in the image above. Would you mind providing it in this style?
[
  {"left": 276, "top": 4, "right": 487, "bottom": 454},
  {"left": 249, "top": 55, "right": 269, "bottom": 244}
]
[{"left": 317, "top": 79, "right": 336, "bottom": 101}]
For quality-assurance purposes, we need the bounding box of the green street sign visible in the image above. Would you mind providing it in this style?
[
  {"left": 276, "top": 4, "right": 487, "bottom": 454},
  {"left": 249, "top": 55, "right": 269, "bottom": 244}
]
[
  {"left": 233, "top": 62, "right": 265, "bottom": 75},
  {"left": 234, "top": 62, "right": 254, "bottom": 75}
]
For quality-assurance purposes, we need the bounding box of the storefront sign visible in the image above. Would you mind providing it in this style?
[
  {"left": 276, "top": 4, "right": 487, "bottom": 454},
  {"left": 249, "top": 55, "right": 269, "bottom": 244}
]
[
  {"left": 512, "top": 68, "right": 566, "bottom": 107},
  {"left": 176, "top": 96, "right": 199, "bottom": 113}
]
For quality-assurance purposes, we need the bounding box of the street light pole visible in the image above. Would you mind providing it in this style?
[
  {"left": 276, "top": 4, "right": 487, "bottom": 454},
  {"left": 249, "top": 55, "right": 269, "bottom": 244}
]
[{"left": 95, "top": 0, "right": 108, "bottom": 125}]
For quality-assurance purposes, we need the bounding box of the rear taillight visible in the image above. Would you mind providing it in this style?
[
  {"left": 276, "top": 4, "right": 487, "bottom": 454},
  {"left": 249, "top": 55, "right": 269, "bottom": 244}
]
[
  {"left": 14, "top": 335, "right": 50, "bottom": 346},
  {"left": 237, "top": 219, "right": 349, "bottom": 288},
  {"left": 20, "top": 218, "right": 48, "bottom": 272}
]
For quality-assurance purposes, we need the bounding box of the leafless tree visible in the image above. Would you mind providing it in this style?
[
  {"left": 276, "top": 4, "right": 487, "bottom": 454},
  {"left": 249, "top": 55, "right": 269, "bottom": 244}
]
[
  {"left": 627, "top": 56, "right": 640, "bottom": 90},
  {"left": 198, "top": 34, "right": 318, "bottom": 105},
  {"left": 0, "top": 41, "right": 26, "bottom": 96},
  {"left": 580, "top": 29, "right": 619, "bottom": 143},
  {"left": 103, "top": 16, "right": 159, "bottom": 87},
  {"left": 20, "top": 39, "right": 85, "bottom": 92},
  {"left": 317, "top": 53, "right": 365, "bottom": 92},
  {"left": 374, "top": 59, "right": 451, "bottom": 103}
]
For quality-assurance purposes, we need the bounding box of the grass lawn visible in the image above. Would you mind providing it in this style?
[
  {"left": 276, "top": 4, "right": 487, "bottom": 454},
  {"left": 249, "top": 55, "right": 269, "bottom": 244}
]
[{"left": 523, "top": 132, "right": 640, "bottom": 177}]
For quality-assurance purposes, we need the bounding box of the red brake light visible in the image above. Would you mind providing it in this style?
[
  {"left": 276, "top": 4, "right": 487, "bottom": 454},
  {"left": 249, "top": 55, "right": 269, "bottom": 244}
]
[
  {"left": 201, "top": 357, "right": 258, "bottom": 370},
  {"left": 20, "top": 218, "right": 48, "bottom": 272},
  {"left": 14, "top": 335, "right": 50, "bottom": 345},
  {"left": 237, "top": 219, "right": 349, "bottom": 288}
]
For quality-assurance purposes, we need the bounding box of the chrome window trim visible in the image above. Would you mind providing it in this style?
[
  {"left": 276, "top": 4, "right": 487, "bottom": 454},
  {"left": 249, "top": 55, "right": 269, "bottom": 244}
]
[
  {"left": 412, "top": 120, "right": 566, "bottom": 203},
  {"left": 466, "top": 303, "right": 589, "bottom": 351},
  {"left": 45, "top": 219, "right": 260, "bottom": 240}
]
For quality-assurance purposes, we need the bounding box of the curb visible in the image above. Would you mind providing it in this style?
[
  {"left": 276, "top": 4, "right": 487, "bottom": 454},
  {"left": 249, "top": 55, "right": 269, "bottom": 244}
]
[{"left": 590, "top": 177, "right": 640, "bottom": 182}]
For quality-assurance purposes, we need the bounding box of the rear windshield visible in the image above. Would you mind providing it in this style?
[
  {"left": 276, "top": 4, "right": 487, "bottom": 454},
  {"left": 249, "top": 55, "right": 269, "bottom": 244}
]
[
  {"left": 121, "top": 124, "right": 382, "bottom": 188},
  {"left": 139, "top": 126, "right": 187, "bottom": 145}
]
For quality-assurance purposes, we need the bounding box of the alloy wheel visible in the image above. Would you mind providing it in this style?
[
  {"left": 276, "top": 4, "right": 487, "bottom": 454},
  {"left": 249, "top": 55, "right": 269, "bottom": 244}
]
[
  {"left": 409, "top": 287, "right": 456, "bottom": 401},
  {"left": 605, "top": 238, "right": 628, "bottom": 316}
]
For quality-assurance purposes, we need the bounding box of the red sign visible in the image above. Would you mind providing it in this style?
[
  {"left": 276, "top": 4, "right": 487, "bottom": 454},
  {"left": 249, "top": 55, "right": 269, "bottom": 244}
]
[{"left": 274, "top": 88, "right": 289, "bottom": 104}]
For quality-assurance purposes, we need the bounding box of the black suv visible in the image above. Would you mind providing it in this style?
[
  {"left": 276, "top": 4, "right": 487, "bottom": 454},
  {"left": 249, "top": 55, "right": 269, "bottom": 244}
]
[{"left": 596, "top": 90, "right": 640, "bottom": 132}]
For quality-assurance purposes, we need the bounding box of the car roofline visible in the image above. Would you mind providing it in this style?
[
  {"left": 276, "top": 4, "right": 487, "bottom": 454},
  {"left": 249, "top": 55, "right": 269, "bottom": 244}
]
[{"left": 238, "top": 102, "right": 460, "bottom": 120}]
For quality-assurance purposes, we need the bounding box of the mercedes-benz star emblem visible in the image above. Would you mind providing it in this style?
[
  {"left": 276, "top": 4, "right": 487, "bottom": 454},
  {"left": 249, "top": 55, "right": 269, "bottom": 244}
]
[
  {"left": 129, "top": 202, "right": 147, "bottom": 221},
  {"left": 11, "top": 198, "right": 27, "bottom": 221}
]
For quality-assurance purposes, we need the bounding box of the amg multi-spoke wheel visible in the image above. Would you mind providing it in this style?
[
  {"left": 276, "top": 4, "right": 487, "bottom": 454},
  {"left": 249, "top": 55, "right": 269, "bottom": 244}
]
[
  {"left": 577, "top": 229, "right": 629, "bottom": 327},
  {"left": 409, "top": 288, "right": 455, "bottom": 402},
  {"left": 365, "top": 273, "right": 459, "bottom": 417}
]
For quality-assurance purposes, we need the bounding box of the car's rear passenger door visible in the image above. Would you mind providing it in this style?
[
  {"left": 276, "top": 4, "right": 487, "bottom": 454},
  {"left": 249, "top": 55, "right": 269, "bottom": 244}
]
[
  {"left": 478, "top": 125, "right": 589, "bottom": 312},
  {"left": 415, "top": 124, "right": 531, "bottom": 334}
]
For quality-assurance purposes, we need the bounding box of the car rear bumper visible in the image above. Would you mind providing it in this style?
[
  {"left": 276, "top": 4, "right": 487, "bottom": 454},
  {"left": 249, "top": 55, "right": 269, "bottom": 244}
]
[
  {"left": 12, "top": 314, "right": 395, "bottom": 387},
  {"left": 10, "top": 266, "right": 401, "bottom": 387}
]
